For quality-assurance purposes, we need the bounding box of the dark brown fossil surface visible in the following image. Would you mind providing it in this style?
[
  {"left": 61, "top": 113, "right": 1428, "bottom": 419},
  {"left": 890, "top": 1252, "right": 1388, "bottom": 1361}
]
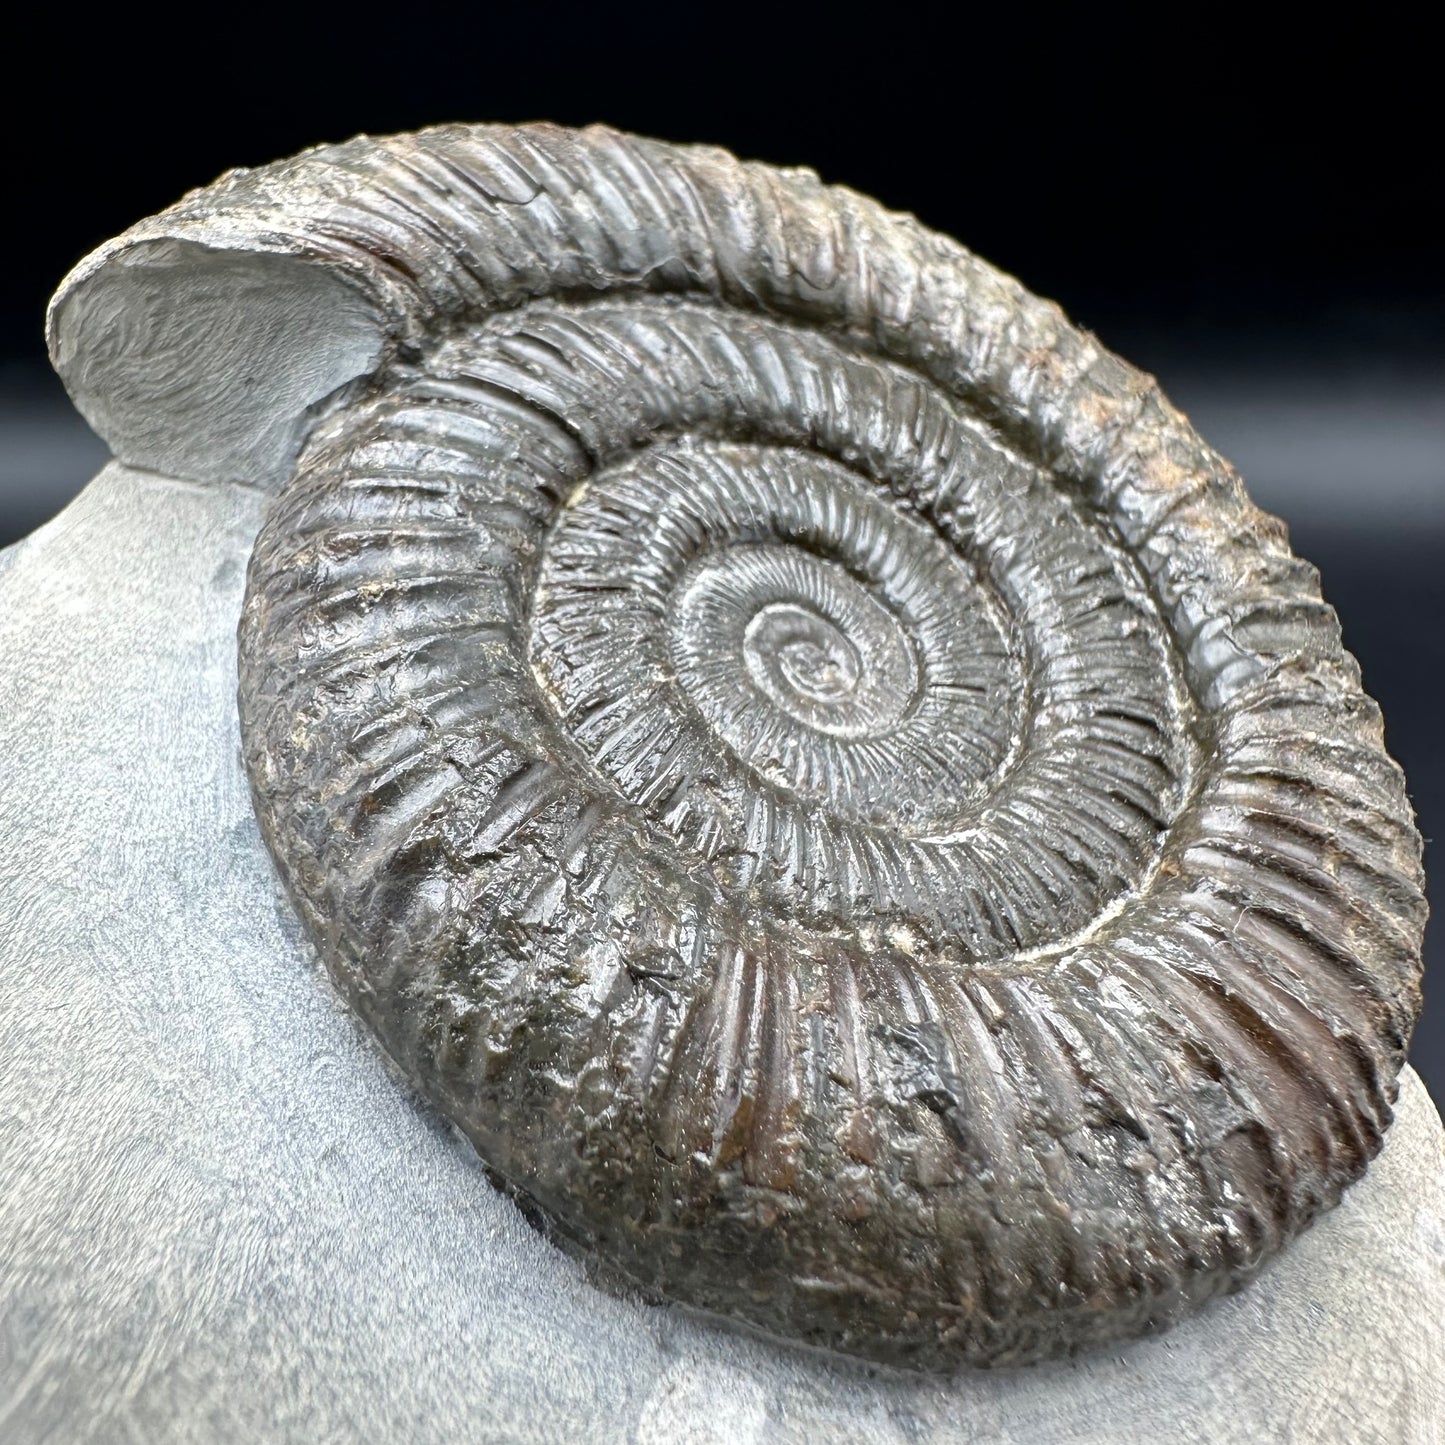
[{"left": 57, "top": 124, "right": 1426, "bottom": 1368}]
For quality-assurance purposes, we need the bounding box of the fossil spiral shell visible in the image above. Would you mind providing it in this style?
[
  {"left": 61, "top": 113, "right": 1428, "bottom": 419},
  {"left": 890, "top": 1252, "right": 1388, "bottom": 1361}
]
[{"left": 52, "top": 124, "right": 1425, "bottom": 1367}]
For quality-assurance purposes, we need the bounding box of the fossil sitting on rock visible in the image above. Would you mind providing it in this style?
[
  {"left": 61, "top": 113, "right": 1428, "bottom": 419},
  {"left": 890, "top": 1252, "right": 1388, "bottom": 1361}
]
[{"left": 46, "top": 123, "right": 1427, "bottom": 1370}]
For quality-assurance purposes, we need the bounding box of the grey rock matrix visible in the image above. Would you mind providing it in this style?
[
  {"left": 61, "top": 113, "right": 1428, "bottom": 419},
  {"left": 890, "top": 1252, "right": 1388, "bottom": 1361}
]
[{"left": 1, "top": 462, "right": 1441, "bottom": 1441}]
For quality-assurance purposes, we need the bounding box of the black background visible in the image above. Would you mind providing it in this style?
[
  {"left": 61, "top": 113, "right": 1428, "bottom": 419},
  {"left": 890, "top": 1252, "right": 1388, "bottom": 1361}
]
[
  {"left": 3, "top": 14, "right": 1439, "bottom": 371},
  {"left": 2, "top": 9, "right": 1440, "bottom": 1095}
]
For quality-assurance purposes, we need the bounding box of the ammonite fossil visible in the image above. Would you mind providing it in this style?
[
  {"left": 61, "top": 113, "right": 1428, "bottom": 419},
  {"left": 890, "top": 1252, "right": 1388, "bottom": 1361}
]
[{"left": 49, "top": 124, "right": 1426, "bottom": 1368}]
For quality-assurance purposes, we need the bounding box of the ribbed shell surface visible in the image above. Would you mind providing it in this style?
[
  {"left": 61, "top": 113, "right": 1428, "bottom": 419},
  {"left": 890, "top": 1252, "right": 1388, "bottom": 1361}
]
[{"left": 184, "top": 124, "right": 1427, "bottom": 1367}]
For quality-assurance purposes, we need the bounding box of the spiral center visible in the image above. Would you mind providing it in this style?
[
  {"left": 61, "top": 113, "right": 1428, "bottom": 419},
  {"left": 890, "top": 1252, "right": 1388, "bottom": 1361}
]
[
  {"left": 748, "top": 603, "right": 861, "bottom": 704},
  {"left": 530, "top": 440, "right": 1027, "bottom": 836},
  {"left": 713, "top": 558, "right": 918, "bottom": 741}
]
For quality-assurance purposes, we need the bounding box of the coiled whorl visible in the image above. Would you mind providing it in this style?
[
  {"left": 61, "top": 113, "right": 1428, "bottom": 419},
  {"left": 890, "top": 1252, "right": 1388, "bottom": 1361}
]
[{"left": 51, "top": 124, "right": 1426, "bottom": 1367}]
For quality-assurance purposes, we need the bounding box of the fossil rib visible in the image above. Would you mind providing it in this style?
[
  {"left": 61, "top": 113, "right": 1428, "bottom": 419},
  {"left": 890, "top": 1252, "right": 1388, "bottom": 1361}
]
[{"left": 49, "top": 123, "right": 1426, "bottom": 1368}]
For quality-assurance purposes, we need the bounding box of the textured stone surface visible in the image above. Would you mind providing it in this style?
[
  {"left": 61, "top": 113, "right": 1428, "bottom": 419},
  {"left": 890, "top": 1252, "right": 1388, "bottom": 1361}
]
[{"left": 1, "top": 463, "right": 1442, "bottom": 1440}]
